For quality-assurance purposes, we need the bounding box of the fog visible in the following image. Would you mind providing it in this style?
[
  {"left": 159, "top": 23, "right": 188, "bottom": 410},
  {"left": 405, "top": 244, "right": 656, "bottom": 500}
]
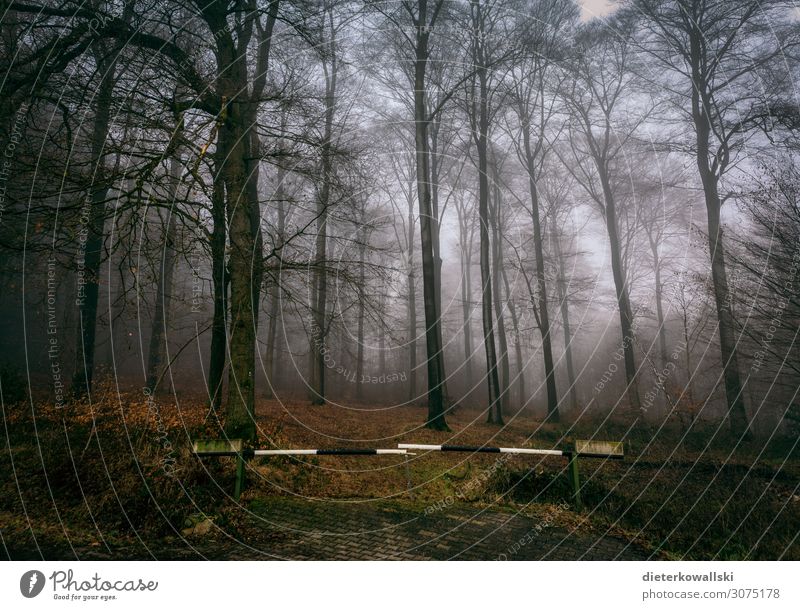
[{"left": 1, "top": 0, "right": 798, "bottom": 440}]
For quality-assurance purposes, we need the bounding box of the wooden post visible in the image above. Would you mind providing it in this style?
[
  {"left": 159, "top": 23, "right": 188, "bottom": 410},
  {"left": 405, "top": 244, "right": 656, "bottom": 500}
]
[
  {"left": 568, "top": 448, "right": 582, "bottom": 511},
  {"left": 234, "top": 453, "right": 245, "bottom": 501},
  {"left": 193, "top": 439, "right": 246, "bottom": 500}
]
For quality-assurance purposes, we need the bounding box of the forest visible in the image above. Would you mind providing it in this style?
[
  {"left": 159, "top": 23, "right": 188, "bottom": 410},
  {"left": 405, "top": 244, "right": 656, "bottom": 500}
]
[{"left": 1, "top": 0, "right": 799, "bottom": 561}]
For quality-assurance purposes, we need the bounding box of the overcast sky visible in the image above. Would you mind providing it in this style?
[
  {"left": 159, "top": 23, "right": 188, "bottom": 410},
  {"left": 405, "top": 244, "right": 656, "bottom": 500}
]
[{"left": 580, "top": 0, "right": 617, "bottom": 21}]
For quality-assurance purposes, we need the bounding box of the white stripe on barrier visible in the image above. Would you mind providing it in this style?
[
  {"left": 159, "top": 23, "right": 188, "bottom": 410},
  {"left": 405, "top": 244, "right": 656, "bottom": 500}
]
[
  {"left": 397, "top": 443, "right": 565, "bottom": 456},
  {"left": 499, "top": 447, "right": 565, "bottom": 456}
]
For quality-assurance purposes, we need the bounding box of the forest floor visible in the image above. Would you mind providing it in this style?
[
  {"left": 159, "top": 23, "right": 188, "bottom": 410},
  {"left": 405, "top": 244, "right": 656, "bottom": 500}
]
[{"left": 1, "top": 387, "right": 799, "bottom": 560}]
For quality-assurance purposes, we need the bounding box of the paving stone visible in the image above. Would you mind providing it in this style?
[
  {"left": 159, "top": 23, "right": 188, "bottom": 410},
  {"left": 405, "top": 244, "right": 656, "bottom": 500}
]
[
  {"left": 6, "top": 497, "right": 652, "bottom": 560},
  {"left": 231, "top": 497, "right": 651, "bottom": 560}
]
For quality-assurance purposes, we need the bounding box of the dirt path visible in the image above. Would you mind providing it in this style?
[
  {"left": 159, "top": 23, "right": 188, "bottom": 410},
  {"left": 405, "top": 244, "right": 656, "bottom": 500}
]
[{"left": 4, "top": 497, "right": 651, "bottom": 560}]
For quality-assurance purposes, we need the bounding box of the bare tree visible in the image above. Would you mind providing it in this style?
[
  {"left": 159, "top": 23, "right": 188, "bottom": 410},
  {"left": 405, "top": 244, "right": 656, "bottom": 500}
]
[
  {"left": 503, "top": 0, "right": 579, "bottom": 420},
  {"left": 385, "top": 140, "right": 420, "bottom": 402},
  {"left": 540, "top": 168, "right": 584, "bottom": 412},
  {"left": 557, "top": 20, "right": 650, "bottom": 411},
  {"left": 372, "top": 0, "right": 451, "bottom": 428},
  {"left": 488, "top": 149, "right": 511, "bottom": 416},
  {"left": 632, "top": 0, "right": 797, "bottom": 435},
  {"left": 733, "top": 159, "right": 800, "bottom": 419},
  {"left": 306, "top": 0, "right": 346, "bottom": 405},
  {"left": 460, "top": 0, "right": 518, "bottom": 424},
  {"left": 70, "top": 36, "right": 125, "bottom": 398}
]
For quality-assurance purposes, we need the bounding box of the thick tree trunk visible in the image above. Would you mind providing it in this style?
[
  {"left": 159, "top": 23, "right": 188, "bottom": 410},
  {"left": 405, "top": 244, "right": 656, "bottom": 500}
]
[
  {"left": 208, "top": 155, "right": 227, "bottom": 413},
  {"left": 246, "top": 131, "right": 264, "bottom": 336},
  {"left": 430, "top": 121, "right": 443, "bottom": 328},
  {"left": 220, "top": 106, "right": 257, "bottom": 440},
  {"left": 406, "top": 189, "right": 417, "bottom": 401},
  {"left": 309, "top": 209, "right": 328, "bottom": 405},
  {"left": 490, "top": 179, "right": 510, "bottom": 417},
  {"left": 670, "top": 0, "right": 749, "bottom": 436},
  {"left": 407, "top": 236, "right": 418, "bottom": 401},
  {"left": 704, "top": 186, "right": 749, "bottom": 434},
  {"left": 473, "top": 48, "right": 502, "bottom": 424},
  {"left": 414, "top": 4, "right": 447, "bottom": 429},
  {"left": 213, "top": 28, "right": 259, "bottom": 440},
  {"left": 429, "top": 123, "right": 450, "bottom": 407},
  {"left": 145, "top": 155, "right": 181, "bottom": 392},
  {"left": 688, "top": 34, "right": 749, "bottom": 434}
]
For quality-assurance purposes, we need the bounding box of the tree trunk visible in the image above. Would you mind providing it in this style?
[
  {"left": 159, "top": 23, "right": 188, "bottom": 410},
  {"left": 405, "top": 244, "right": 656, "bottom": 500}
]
[
  {"left": 459, "top": 225, "right": 475, "bottom": 385},
  {"left": 472, "top": 16, "right": 502, "bottom": 424},
  {"left": 215, "top": 30, "right": 258, "bottom": 440},
  {"left": 704, "top": 188, "right": 749, "bottom": 434},
  {"left": 145, "top": 154, "right": 181, "bottom": 392},
  {"left": 246, "top": 0, "right": 280, "bottom": 401},
  {"left": 208, "top": 153, "right": 227, "bottom": 413},
  {"left": 264, "top": 165, "right": 286, "bottom": 399},
  {"left": 429, "top": 121, "right": 450, "bottom": 407},
  {"left": 648, "top": 235, "right": 669, "bottom": 366},
  {"left": 551, "top": 220, "right": 578, "bottom": 411},
  {"left": 378, "top": 283, "right": 386, "bottom": 374},
  {"left": 678, "top": 0, "right": 749, "bottom": 437},
  {"left": 220, "top": 109, "right": 257, "bottom": 440},
  {"left": 309, "top": 207, "right": 328, "bottom": 405},
  {"left": 71, "top": 50, "right": 115, "bottom": 399},
  {"left": 309, "top": 20, "right": 338, "bottom": 406},
  {"left": 490, "top": 175, "right": 509, "bottom": 418},
  {"left": 501, "top": 262, "right": 525, "bottom": 409},
  {"left": 103, "top": 195, "right": 129, "bottom": 370},
  {"left": 682, "top": 301, "right": 694, "bottom": 405},
  {"left": 355, "top": 237, "right": 367, "bottom": 401},
  {"left": 600, "top": 175, "right": 640, "bottom": 411},
  {"left": 688, "top": 34, "right": 749, "bottom": 434},
  {"left": 522, "top": 129, "right": 559, "bottom": 421},
  {"left": 414, "top": 3, "right": 447, "bottom": 429},
  {"left": 246, "top": 130, "right": 264, "bottom": 336},
  {"left": 406, "top": 189, "right": 417, "bottom": 401}
]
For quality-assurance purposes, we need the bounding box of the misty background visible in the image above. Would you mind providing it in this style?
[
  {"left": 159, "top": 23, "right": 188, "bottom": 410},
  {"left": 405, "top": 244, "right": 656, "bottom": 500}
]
[{"left": 1, "top": 0, "right": 799, "bottom": 439}]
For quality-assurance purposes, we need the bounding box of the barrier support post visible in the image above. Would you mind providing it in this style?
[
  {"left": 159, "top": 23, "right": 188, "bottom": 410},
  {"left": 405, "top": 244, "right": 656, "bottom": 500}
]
[
  {"left": 404, "top": 454, "right": 414, "bottom": 498},
  {"left": 234, "top": 453, "right": 246, "bottom": 501},
  {"left": 567, "top": 448, "right": 582, "bottom": 511},
  {"left": 193, "top": 439, "right": 247, "bottom": 500}
]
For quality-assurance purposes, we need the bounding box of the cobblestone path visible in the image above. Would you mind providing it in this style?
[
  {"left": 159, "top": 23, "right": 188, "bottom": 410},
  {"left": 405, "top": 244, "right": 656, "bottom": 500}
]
[{"left": 4, "top": 497, "right": 652, "bottom": 560}]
